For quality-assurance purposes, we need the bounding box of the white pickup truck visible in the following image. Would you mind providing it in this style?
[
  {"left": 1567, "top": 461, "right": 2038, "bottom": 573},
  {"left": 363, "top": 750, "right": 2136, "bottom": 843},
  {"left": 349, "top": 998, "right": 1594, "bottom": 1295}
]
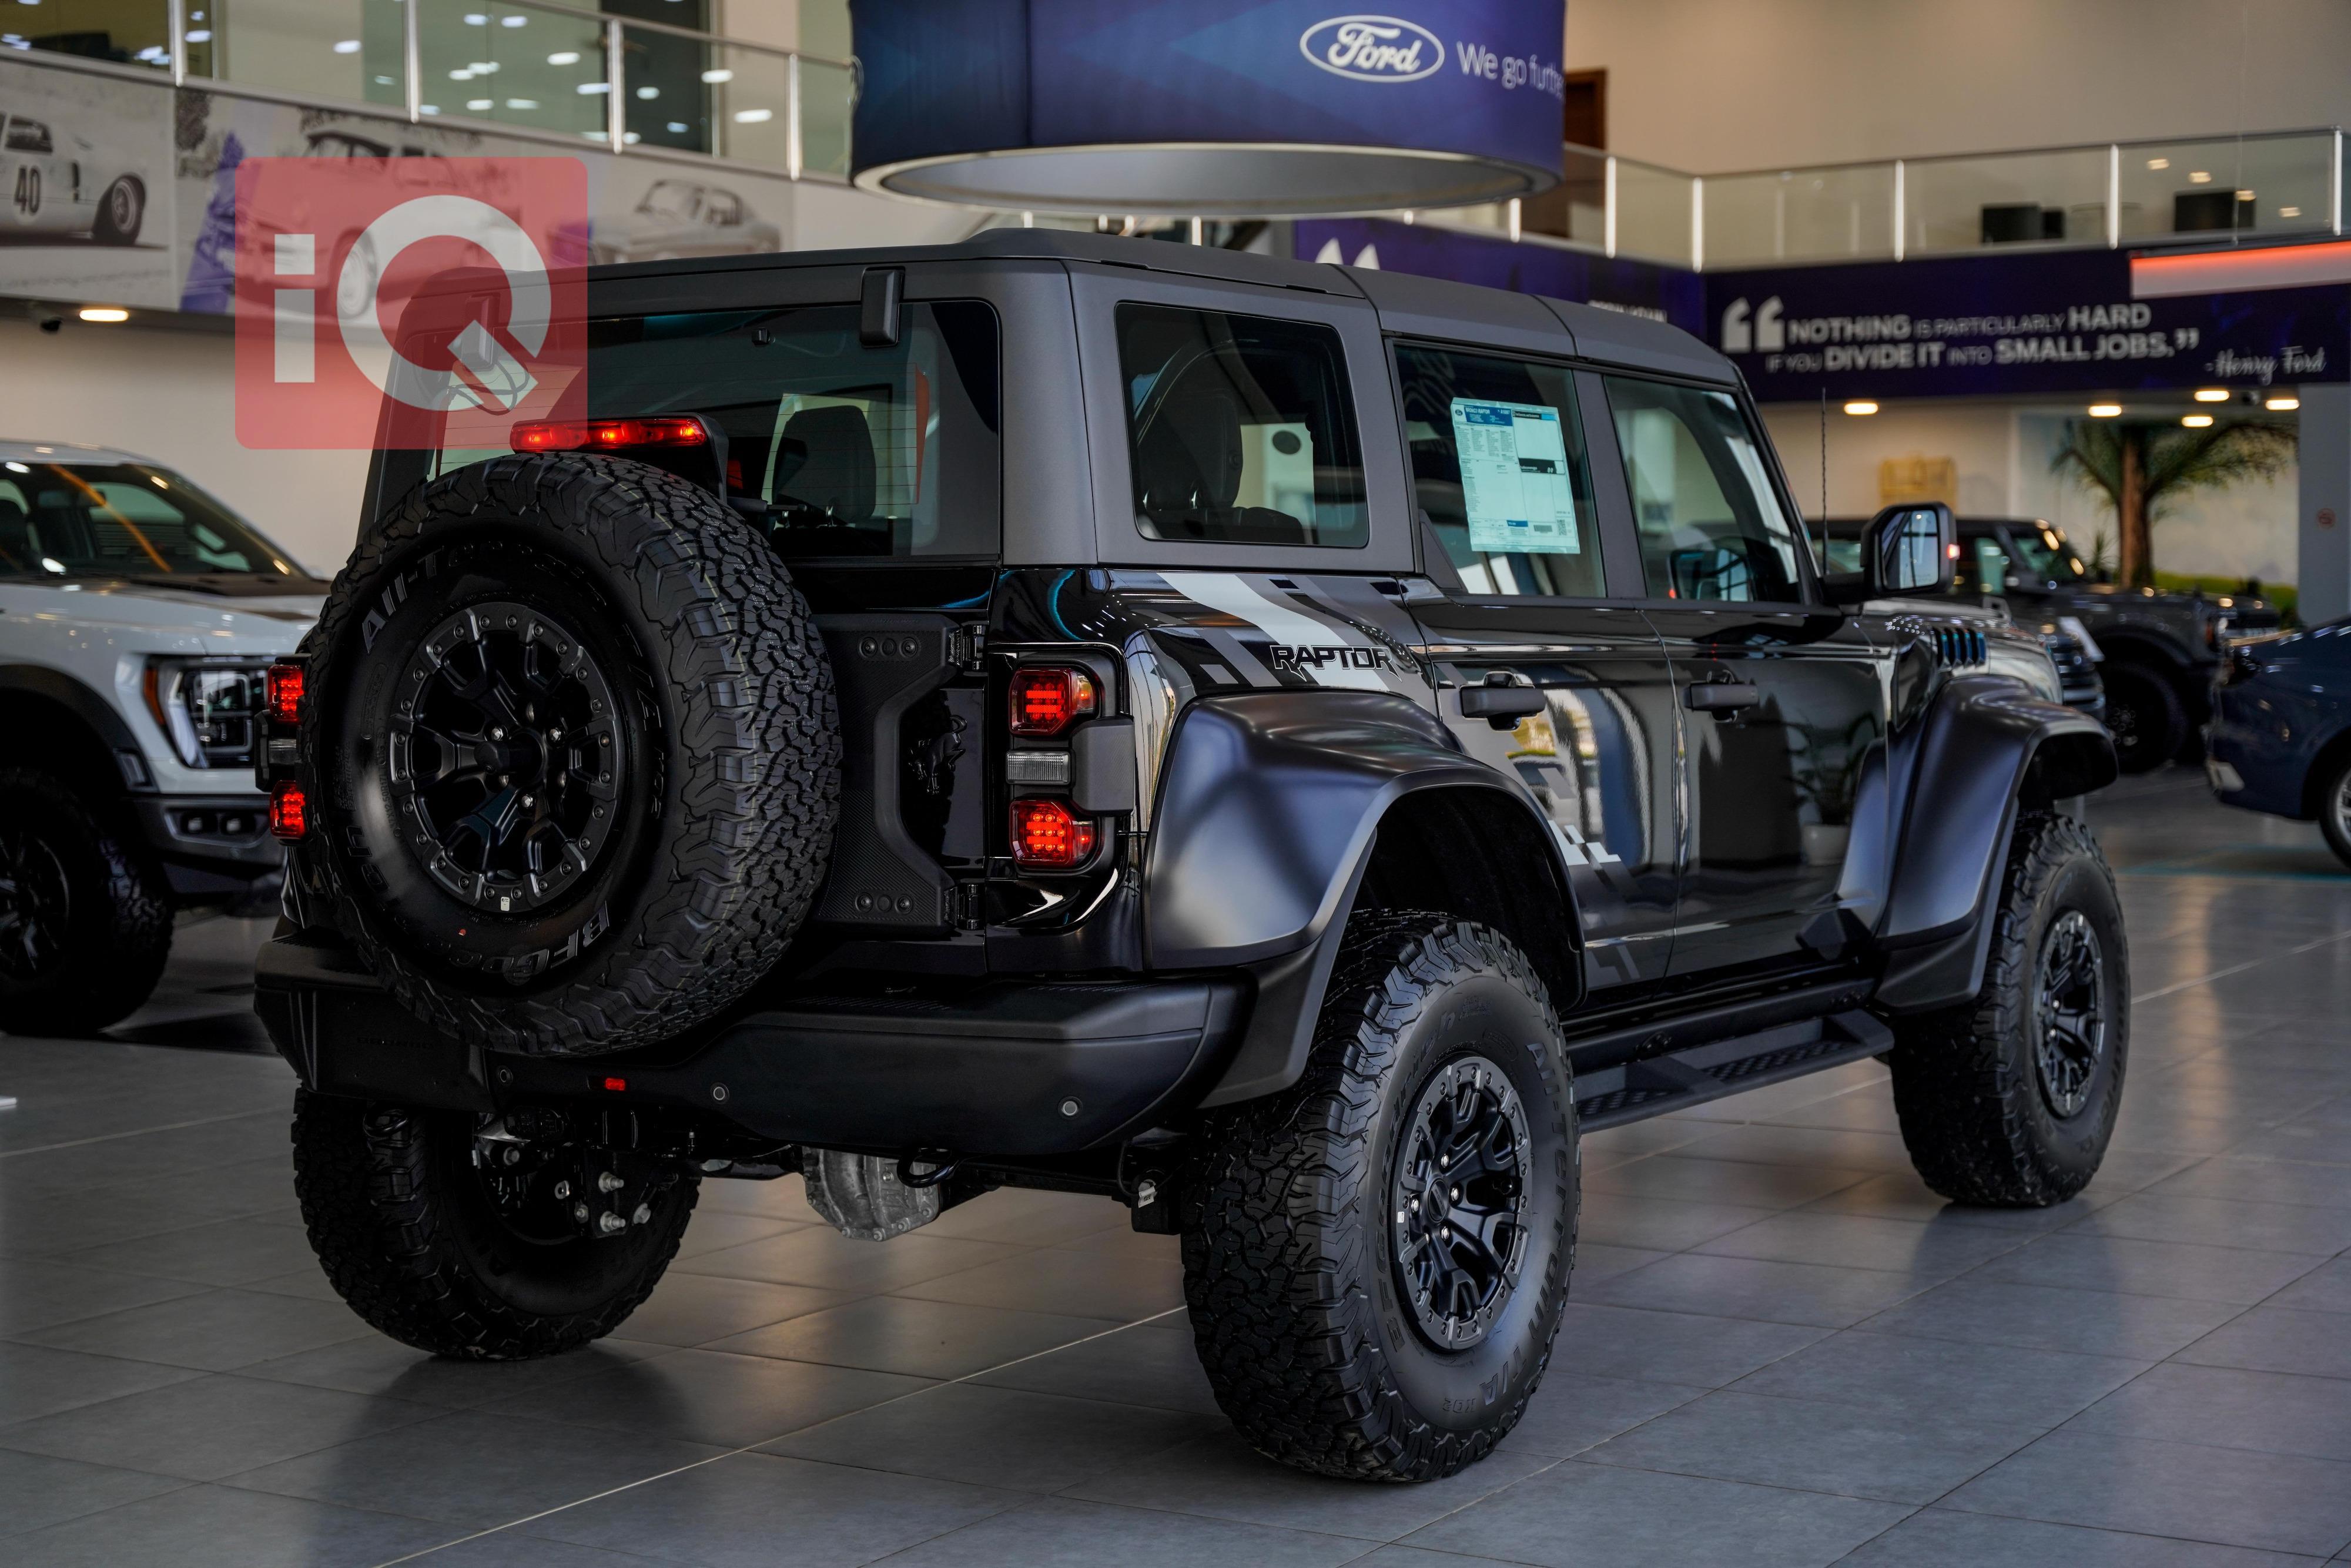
[{"left": 0, "top": 440, "right": 321, "bottom": 1033}]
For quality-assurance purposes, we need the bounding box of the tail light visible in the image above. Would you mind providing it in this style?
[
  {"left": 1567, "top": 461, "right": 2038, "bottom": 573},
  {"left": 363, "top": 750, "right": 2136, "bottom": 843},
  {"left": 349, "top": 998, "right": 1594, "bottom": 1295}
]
[
  {"left": 1010, "top": 798, "right": 1096, "bottom": 867},
  {"left": 268, "top": 781, "right": 309, "bottom": 841},
  {"left": 1010, "top": 666, "right": 1098, "bottom": 737},
  {"left": 511, "top": 416, "right": 710, "bottom": 453},
  {"left": 266, "top": 662, "right": 305, "bottom": 724}
]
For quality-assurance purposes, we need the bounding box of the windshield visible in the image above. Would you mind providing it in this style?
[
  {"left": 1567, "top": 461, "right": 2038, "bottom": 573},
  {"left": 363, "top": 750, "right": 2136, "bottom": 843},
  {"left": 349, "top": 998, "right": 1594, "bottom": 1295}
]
[
  {"left": 2003, "top": 522, "right": 2092, "bottom": 583},
  {"left": 0, "top": 460, "right": 308, "bottom": 581}
]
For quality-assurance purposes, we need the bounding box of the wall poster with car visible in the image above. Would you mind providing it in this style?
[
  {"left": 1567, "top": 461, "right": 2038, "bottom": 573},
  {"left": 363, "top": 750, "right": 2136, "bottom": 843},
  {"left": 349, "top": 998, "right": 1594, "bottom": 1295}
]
[
  {"left": 1, "top": 53, "right": 800, "bottom": 326},
  {"left": 0, "top": 55, "right": 176, "bottom": 309}
]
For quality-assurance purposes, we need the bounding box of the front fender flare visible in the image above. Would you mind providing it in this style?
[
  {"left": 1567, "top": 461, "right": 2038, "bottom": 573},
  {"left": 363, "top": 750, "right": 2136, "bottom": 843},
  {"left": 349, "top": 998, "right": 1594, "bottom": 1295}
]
[{"left": 1875, "top": 674, "right": 2116, "bottom": 1012}]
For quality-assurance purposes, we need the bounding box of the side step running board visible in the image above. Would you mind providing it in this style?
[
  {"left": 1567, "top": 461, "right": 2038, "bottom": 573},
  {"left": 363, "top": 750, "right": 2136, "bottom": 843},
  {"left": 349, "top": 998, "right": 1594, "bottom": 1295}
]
[{"left": 1572, "top": 1009, "right": 1894, "bottom": 1132}]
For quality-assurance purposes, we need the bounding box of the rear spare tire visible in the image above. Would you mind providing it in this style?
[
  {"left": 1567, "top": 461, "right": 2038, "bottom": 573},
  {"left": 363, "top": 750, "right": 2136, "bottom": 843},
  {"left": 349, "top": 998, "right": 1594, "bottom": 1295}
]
[{"left": 300, "top": 454, "right": 839, "bottom": 1056}]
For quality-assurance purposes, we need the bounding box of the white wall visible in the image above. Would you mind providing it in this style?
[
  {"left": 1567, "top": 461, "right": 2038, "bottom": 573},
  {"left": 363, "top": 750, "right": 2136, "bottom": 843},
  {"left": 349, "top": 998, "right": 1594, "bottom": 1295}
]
[
  {"left": 0, "top": 319, "right": 371, "bottom": 578},
  {"left": 1758, "top": 397, "right": 2301, "bottom": 584},
  {"left": 1567, "top": 0, "right": 2351, "bottom": 172}
]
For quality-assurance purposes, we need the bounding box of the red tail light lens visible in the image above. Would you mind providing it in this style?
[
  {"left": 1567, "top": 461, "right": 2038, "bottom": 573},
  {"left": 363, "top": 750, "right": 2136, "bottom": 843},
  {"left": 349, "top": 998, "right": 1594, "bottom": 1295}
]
[
  {"left": 1009, "top": 666, "right": 1098, "bottom": 737},
  {"left": 265, "top": 662, "right": 304, "bottom": 724},
  {"left": 1010, "top": 799, "right": 1096, "bottom": 867},
  {"left": 511, "top": 416, "right": 711, "bottom": 453},
  {"left": 268, "top": 781, "right": 308, "bottom": 840}
]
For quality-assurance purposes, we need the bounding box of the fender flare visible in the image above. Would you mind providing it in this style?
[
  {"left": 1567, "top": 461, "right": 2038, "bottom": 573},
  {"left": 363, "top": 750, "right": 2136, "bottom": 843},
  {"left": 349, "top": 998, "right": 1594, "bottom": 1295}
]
[
  {"left": 0, "top": 664, "right": 146, "bottom": 789},
  {"left": 1143, "top": 690, "right": 1579, "bottom": 1105},
  {"left": 1874, "top": 674, "right": 2116, "bottom": 1013}
]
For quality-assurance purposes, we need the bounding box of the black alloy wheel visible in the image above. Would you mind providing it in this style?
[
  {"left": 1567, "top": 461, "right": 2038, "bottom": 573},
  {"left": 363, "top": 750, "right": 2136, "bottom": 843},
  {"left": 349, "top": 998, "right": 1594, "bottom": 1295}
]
[
  {"left": 1392, "top": 1053, "right": 1531, "bottom": 1351},
  {"left": 0, "top": 826, "right": 72, "bottom": 981},
  {"left": 388, "top": 601, "right": 624, "bottom": 917},
  {"left": 2034, "top": 909, "right": 2107, "bottom": 1117},
  {"left": 2101, "top": 665, "right": 2185, "bottom": 774}
]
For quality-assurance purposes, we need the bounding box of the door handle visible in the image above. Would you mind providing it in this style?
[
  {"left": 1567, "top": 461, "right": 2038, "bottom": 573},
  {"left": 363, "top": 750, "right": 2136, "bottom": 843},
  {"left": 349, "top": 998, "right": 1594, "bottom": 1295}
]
[
  {"left": 1458, "top": 675, "right": 1547, "bottom": 726},
  {"left": 1684, "top": 681, "right": 1762, "bottom": 714}
]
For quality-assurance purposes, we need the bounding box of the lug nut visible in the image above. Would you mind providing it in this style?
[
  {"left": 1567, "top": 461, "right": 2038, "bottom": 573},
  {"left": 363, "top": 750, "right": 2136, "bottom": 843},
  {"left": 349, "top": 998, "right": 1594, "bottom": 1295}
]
[
  {"left": 597, "top": 1211, "right": 627, "bottom": 1235},
  {"left": 572, "top": 1201, "right": 591, "bottom": 1224},
  {"left": 631, "top": 1204, "right": 652, "bottom": 1226},
  {"left": 597, "top": 1171, "right": 625, "bottom": 1193},
  {"left": 1449, "top": 1186, "right": 1460, "bottom": 1202}
]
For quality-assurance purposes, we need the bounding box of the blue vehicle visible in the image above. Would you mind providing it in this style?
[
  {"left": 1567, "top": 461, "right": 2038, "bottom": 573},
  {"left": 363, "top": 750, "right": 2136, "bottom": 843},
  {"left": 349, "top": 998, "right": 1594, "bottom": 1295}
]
[{"left": 2207, "top": 619, "right": 2351, "bottom": 867}]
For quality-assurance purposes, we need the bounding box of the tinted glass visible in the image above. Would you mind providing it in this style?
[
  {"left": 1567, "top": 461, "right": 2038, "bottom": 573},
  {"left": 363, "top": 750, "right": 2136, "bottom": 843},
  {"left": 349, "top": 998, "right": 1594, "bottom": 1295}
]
[
  {"left": 0, "top": 460, "right": 309, "bottom": 581},
  {"left": 1606, "top": 378, "right": 1805, "bottom": 602},
  {"left": 1397, "top": 346, "right": 1601, "bottom": 597},
  {"left": 2003, "top": 521, "right": 2092, "bottom": 582},
  {"left": 1117, "top": 303, "right": 1367, "bottom": 547},
  {"left": 437, "top": 301, "right": 1002, "bottom": 559}
]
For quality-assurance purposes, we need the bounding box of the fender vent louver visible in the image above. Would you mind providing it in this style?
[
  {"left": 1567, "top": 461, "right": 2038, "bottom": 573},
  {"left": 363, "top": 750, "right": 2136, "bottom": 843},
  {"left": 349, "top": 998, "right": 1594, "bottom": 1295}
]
[{"left": 1928, "top": 625, "right": 1988, "bottom": 669}]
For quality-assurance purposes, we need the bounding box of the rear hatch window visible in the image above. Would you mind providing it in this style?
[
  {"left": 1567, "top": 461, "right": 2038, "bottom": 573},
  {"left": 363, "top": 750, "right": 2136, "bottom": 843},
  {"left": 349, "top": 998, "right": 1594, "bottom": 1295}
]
[{"left": 436, "top": 301, "right": 1001, "bottom": 560}]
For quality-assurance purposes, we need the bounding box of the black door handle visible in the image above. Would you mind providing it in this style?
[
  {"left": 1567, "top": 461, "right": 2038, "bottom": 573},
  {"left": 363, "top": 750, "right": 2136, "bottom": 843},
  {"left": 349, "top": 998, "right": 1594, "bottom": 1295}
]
[
  {"left": 1684, "top": 681, "right": 1762, "bottom": 713},
  {"left": 1458, "top": 676, "right": 1547, "bottom": 725}
]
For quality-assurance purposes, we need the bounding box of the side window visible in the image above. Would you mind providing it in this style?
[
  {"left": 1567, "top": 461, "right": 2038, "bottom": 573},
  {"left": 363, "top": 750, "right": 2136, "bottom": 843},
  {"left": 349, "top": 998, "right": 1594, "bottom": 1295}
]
[
  {"left": 1395, "top": 344, "right": 1601, "bottom": 597},
  {"left": 1605, "top": 377, "right": 1806, "bottom": 603},
  {"left": 1964, "top": 538, "right": 2012, "bottom": 594},
  {"left": 1116, "top": 303, "right": 1367, "bottom": 548},
  {"left": 6, "top": 119, "right": 52, "bottom": 153}
]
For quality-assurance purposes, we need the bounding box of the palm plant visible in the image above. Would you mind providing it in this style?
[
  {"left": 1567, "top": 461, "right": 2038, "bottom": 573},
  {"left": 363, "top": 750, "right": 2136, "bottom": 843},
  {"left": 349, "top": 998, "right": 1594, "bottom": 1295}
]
[{"left": 2051, "top": 417, "right": 2296, "bottom": 588}]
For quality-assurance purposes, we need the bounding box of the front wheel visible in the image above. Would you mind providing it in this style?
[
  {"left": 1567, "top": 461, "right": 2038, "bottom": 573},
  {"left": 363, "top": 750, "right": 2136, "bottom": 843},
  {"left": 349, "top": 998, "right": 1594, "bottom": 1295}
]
[
  {"left": 1181, "top": 913, "right": 1576, "bottom": 1482},
  {"left": 1888, "top": 812, "right": 2128, "bottom": 1207},
  {"left": 2102, "top": 664, "right": 2186, "bottom": 775},
  {"left": 0, "top": 768, "right": 171, "bottom": 1035},
  {"left": 2316, "top": 755, "right": 2351, "bottom": 871},
  {"left": 291, "top": 1090, "right": 696, "bottom": 1359}
]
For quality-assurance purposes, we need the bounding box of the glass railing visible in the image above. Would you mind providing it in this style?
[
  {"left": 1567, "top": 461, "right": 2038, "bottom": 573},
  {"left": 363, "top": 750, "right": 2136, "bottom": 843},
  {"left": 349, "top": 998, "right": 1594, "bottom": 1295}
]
[
  {"left": 1704, "top": 163, "right": 1897, "bottom": 266},
  {"left": 4, "top": 0, "right": 853, "bottom": 180}
]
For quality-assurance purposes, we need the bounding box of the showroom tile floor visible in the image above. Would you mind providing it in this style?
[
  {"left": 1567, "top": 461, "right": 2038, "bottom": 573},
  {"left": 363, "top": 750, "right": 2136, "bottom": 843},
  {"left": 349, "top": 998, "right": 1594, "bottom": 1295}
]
[{"left": 3, "top": 769, "right": 2350, "bottom": 1566}]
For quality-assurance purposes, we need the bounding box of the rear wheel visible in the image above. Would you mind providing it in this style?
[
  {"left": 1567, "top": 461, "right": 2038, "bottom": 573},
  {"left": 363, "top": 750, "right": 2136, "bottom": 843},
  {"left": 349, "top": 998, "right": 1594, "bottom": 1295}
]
[
  {"left": 2316, "top": 756, "right": 2351, "bottom": 871},
  {"left": 1181, "top": 913, "right": 1576, "bottom": 1482},
  {"left": 92, "top": 177, "right": 143, "bottom": 245},
  {"left": 1888, "top": 812, "right": 2128, "bottom": 1206},
  {"left": 291, "top": 1088, "right": 695, "bottom": 1359},
  {"left": 0, "top": 768, "right": 170, "bottom": 1035},
  {"left": 2102, "top": 663, "right": 2185, "bottom": 775}
]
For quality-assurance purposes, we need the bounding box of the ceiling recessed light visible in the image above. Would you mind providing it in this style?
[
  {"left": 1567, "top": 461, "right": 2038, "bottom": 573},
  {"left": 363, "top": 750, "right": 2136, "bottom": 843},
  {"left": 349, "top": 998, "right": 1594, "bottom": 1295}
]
[
  {"left": 2193, "top": 387, "right": 2229, "bottom": 402},
  {"left": 2088, "top": 403, "right": 2122, "bottom": 417},
  {"left": 78, "top": 306, "right": 128, "bottom": 323},
  {"left": 2280, "top": 206, "right": 2302, "bottom": 219},
  {"left": 2181, "top": 413, "right": 2215, "bottom": 428},
  {"left": 1843, "top": 400, "right": 1878, "bottom": 416},
  {"left": 2188, "top": 170, "right": 2212, "bottom": 184},
  {"left": 2265, "top": 396, "right": 2300, "bottom": 411},
  {"left": 331, "top": 38, "right": 359, "bottom": 53},
  {"left": 2146, "top": 157, "right": 2170, "bottom": 170}
]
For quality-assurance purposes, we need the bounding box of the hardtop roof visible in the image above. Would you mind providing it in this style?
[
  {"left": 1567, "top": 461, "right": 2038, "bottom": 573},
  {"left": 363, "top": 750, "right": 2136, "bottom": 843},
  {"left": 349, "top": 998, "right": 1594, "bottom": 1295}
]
[{"left": 587, "top": 229, "right": 1737, "bottom": 384}]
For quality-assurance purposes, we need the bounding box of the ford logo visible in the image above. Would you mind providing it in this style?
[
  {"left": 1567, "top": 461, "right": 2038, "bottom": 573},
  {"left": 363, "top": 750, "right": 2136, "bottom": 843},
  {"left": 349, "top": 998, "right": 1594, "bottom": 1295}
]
[{"left": 1299, "top": 15, "right": 1444, "bottom": 83}]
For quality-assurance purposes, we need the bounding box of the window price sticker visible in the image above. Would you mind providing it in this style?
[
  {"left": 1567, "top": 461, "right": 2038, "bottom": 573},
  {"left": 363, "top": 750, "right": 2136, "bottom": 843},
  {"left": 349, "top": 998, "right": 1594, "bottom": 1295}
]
[{"left": 1450, "top": 398, "right": 1579, "bottom": 555}]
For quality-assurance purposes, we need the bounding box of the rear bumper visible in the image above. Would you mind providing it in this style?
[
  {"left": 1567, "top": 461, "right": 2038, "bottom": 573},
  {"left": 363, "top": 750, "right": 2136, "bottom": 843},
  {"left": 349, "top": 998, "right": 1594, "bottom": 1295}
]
[{"left": 254, "top": 934, "right": 1246, "bottom": 1157}]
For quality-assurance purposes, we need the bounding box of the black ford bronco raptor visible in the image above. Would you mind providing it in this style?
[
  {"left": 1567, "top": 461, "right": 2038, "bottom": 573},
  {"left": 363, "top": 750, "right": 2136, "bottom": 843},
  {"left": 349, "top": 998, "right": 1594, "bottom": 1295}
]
[{"left": 255, "top": 232, "right": 2124, "bottom": 1483}]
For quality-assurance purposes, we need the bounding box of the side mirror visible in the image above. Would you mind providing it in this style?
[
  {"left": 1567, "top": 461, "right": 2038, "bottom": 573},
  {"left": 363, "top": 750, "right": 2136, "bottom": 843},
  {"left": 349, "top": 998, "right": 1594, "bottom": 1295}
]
[{"left": 1827, "top": 502, "right": 1954, "bottom": 603}]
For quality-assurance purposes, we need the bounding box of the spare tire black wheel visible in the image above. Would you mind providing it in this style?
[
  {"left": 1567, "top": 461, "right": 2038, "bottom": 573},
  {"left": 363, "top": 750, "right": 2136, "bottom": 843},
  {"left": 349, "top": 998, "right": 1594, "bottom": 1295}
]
[{"left": 300, "top": 454, "right": 839, "bottom": 1056}]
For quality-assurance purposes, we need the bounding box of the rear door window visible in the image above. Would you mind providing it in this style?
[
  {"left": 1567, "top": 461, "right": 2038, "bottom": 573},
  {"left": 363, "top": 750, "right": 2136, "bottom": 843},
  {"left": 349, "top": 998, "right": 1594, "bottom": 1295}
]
[
  {"left": 432, "top": 301, "right": 1002, "bottom": 559},
  {"left": 1116, "top": 303, "right": 1368, "bottom": 548},
  {"left": 1396, "top": 344, "right": 1600, "bottom": 597},
  {"left": 1605, "top": 377, "right": 1806, "bottom": 604}
]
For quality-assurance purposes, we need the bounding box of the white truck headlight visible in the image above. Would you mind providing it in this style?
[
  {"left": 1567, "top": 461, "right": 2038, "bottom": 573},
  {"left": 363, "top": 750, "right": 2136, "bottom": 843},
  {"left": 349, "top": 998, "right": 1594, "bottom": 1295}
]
[{"left": 143, "top": 659, "right": 270, "bottom": 769}]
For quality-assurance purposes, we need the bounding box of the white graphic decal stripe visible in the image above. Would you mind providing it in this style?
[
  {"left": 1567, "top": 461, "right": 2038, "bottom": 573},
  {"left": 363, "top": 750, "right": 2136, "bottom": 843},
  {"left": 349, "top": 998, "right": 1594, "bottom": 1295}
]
[{"left": 1160, "top": 572, "right": 1387, "bottom": 691}]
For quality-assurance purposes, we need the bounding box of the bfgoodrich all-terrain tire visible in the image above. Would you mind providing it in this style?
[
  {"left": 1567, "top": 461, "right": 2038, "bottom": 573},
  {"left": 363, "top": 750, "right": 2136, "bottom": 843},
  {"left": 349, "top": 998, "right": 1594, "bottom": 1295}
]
[
  {"left": 1888, "top": 812, "right": 2129, "bottom": 1206},
  {"left": 0, "top": 768, "right": 172, "bottom": 1035},
  {"left": 291, "top": 1088, "right": 695, "bottom": 1359},
  {"left": 1181, "top": 912, "right": 1576, "bottom": 1482},
  {"left": 300, "top": 454, "right": 839, "bottom": 1056}
]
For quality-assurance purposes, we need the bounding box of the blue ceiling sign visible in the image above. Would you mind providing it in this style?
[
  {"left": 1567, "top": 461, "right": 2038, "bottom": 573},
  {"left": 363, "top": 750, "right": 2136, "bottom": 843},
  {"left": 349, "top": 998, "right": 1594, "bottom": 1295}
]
[
  {"left": 850, "top": 0, "right": 1567, "bottom": 214},
  {"left": 1707, "top": 249, "right": 2347, "bottom": 401}
]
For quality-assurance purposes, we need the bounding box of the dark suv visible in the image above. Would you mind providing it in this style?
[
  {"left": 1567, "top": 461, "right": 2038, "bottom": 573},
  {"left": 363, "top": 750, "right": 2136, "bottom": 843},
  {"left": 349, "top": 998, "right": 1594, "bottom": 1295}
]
[
  {"left": 1827, "top": 515, "right": 2272, "bottom": 772},
  {"left": 254, "top": 233, "right": 2124, "bottom": 1483}
]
